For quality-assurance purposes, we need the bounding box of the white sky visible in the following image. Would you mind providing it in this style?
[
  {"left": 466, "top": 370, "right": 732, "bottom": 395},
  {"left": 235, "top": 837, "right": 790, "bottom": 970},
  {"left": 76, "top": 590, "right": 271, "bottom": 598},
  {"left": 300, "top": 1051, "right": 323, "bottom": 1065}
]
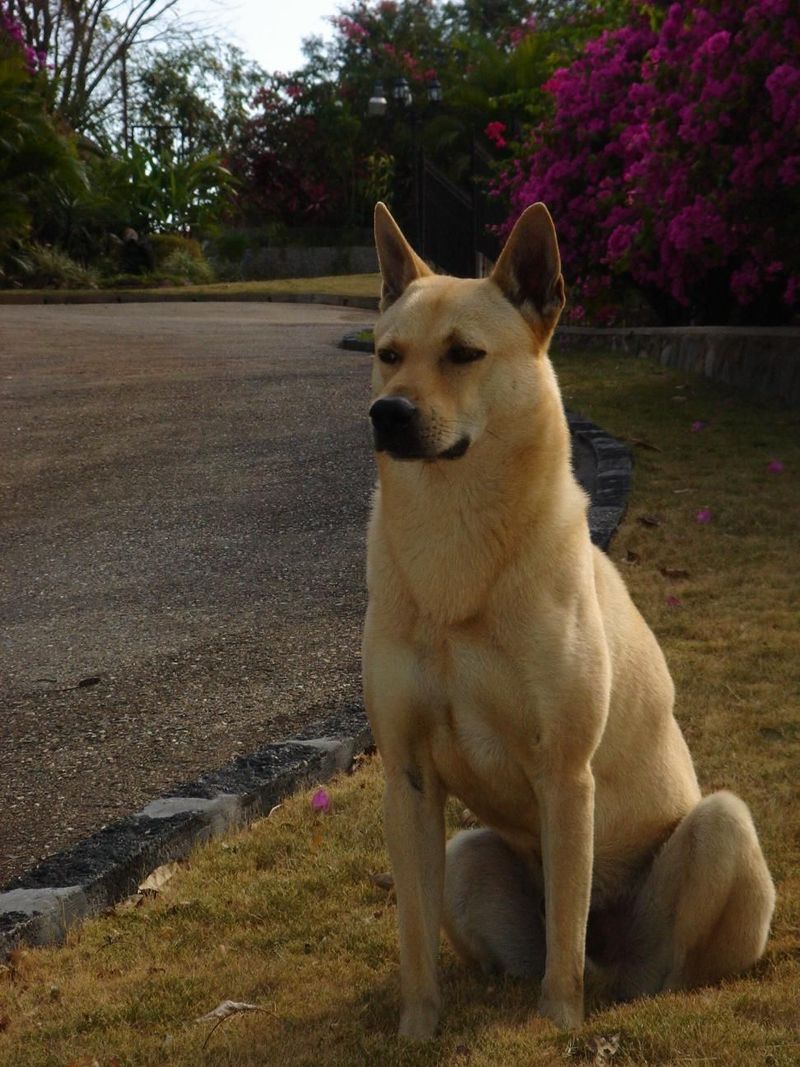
[{"left": 177, "top": 0, "right": 339, "bottom": 75}]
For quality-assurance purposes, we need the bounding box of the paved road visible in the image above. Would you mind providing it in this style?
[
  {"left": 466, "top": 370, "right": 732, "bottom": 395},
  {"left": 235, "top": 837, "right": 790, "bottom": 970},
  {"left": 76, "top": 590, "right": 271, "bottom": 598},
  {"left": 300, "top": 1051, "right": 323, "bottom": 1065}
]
[{"left": 0, "top": 303, "right": 376, "bottom": 885}]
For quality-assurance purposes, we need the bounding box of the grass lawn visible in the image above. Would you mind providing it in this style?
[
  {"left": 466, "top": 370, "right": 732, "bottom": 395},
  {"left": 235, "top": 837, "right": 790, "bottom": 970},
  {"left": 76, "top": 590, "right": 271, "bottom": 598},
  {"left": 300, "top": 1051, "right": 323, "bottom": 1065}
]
[
  {"left": 0, "top": 274, "right": 382, "bottom": 303},
  {"left": 1, "top": 348, "right": 798, "bottom": 1067}
]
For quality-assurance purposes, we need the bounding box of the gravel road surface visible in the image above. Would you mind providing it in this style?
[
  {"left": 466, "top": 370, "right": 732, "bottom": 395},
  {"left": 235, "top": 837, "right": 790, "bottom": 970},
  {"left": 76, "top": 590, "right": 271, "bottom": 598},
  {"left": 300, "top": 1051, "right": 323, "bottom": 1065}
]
[{"left": 1, "top": 302, "right": 376, "bottom": 886}]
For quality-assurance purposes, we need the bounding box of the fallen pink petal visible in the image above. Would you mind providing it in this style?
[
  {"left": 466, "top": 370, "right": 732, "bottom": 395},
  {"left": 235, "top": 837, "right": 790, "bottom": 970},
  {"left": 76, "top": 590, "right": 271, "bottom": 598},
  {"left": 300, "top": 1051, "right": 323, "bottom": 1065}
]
[
  {"left": 767, "top": 459, "right": 785, "bottom": 473},
  {"left": 666, "top": 595, "right": 682, "bottom": 607},
  {"left": 695, "top": 507, "right": 712, "bottom": 524},
  {"left": 690, "top": 420, "right": 707, "bottom": 432},
  {"left": 311, "top": 788, "right": 331, "bottom": 813}
]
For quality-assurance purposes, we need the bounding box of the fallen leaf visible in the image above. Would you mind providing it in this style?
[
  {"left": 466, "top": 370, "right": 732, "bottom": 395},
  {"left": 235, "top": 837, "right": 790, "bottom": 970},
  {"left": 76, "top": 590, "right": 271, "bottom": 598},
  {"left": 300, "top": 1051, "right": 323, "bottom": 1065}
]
[
  {"left": 267, "top": 803, "right": 283, "bottom": 818},
  {"left": 637, "top": 514, "right": 663, "bottom": 527},
  {"left": 311, "top": 787, "right": 331, "bottom": 813},
  {"left": 591, "top": 1032, "right": 621, "bottom": 1065},
  {"left": 459, "top": 808, "right": 480, "bottom": 827},
  {"left": 665, "top": 595, "right": 682, "bottom": 608},
  {"left": 454, "top": 1045, "right": 472, "bottom": 1060},
  {"left": 672, "top": 395, "right": 687, "bottom": 402},
  {"left": 138, "top": 861, "right": 179, "bottom": 896},
  {"left": 0, "top": 1012, "right": 9, "bottom": 1032},
  {"left": 767, "top": 459, "right": 785, "bottom": 473},
  {"left": 371, "top": 872, "right": 395, "bottom": 891},
  {"left": 695, "top": 507, "right": 712, "bottom": 524},
  {"left": 196, "top": 1000, "right": 277, "bottom": 1049},
  {"left": 196, "top": 1000, "right": 263, "bottom": 1024},
  {"left": 77, "top": 676, "right": 101, "bottom": 688},
  {"left": 624, "top": 436, "right": 662, "bottom": 452},
  {"left": 690, "top": 420, "right": 708, "bottom": 432},
  {"left": 659, "top": 567, "right": 690, "bottom": 579},
  {"left": 624, "top": 549, "right": 641, "bottom": 565}
]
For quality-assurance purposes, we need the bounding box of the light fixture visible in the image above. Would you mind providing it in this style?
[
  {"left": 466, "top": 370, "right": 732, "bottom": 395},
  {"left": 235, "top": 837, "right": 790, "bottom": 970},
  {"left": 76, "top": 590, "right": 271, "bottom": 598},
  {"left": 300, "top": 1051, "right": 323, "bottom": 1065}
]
[
  {"left": 426, "top": 77, "right": 443, "bottom": 105},
  {"left": 368, "top": 81, "right": 388, "bottom": 117},
  {"left": 393, "top": 77, "right": 412, "bottom": 108}
]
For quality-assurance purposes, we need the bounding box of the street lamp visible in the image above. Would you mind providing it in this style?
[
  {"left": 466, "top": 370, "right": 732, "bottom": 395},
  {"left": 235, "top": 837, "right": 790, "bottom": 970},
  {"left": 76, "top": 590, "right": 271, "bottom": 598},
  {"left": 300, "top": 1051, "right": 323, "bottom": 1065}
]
[
  {"left": 368, "top": 81, "right": 388, "bottom": 117},
  {"left": 367, "top": 76, "right": 444, "bottom": 253}
]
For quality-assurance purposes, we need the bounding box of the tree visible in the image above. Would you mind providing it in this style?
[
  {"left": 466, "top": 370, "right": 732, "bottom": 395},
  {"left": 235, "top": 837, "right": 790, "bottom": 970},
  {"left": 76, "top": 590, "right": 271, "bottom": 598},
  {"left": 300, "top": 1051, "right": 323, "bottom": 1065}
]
[
  {"left": 0, "top": 5, "right": 84, "bottom": 262},
  {"left": 5, "top": 0, "right": 185, "bottom": 144},
  {"left": 229, "top": 1, "right": 622, "bottom": 233},
  {"left": 127, "top": 41, "right": 265, "bottom": 161},
  {"left": 495, "top": 0, "right": 800, "bottom": 324}
]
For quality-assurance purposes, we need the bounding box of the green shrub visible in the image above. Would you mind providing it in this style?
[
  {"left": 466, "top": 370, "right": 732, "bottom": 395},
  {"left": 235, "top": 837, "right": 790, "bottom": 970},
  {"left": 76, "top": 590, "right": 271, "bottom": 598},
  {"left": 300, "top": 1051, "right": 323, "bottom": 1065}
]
[
  {"left": 148, "top": 233, "right": 204, "bottom": 266},
  {"left": 160, "top": 247, "right": 214, "bottom": 284},
  {"left": 16, "top": 243, "right": 98, "bottom": 289}
]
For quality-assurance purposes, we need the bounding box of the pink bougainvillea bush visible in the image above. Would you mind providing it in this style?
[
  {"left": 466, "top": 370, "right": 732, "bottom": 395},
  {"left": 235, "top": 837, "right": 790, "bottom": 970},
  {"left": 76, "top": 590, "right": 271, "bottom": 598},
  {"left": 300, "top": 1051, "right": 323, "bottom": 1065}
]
[{"left": 496, "top": 0, "right": 800, "bottom": 324}]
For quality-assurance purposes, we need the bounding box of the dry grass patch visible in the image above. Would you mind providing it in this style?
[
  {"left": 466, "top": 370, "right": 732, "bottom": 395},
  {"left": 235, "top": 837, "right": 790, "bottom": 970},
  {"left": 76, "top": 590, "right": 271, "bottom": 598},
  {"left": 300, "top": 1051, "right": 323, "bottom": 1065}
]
[{"left": 1, "top": 349, "right": 798, "bottom": 1066}]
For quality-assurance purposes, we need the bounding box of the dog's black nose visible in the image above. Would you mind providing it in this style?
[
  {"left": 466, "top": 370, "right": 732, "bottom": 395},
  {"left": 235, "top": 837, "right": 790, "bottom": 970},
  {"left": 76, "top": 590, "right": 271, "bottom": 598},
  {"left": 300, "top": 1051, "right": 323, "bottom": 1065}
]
[{"left": 369, "top": 396, "right": 417, "bottom": 433}]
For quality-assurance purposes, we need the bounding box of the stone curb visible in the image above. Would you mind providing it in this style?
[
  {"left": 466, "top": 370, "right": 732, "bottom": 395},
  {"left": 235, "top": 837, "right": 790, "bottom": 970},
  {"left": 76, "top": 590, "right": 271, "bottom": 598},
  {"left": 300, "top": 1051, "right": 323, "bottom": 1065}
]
[
  {"left": 0, "top": 707, "right": 372, "bottom": 955},
  {"left": 0, "top": 290, "right": 381, "bottom": 309},
  {"left": 567, "top": 412, "right": 632, "bottom": 551}
]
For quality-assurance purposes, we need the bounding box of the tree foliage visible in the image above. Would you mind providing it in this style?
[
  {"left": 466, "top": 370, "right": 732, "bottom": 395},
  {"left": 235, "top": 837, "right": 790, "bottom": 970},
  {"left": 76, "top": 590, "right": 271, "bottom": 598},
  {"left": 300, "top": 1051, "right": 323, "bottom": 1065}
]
[
  {"left": 128, "top": 41, "right": 265, "bottom": 161},
  {"left": 5, "top": 0, "right": 183, "bottom": 143},
  {"left": 228, "top": 0, "right": 619, "bottom": 231},
  {"left": 496, "top": 0, "right": 800, "bottom": 324},
  {"left": 0, "top": 5, "right": 85, "bottom": 257}
]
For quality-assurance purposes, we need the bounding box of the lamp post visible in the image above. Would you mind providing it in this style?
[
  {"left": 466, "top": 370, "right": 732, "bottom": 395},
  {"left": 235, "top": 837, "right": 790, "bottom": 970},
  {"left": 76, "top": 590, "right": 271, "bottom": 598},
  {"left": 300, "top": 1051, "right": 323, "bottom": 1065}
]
[{"left": 367, "top": 75, "right": 442, "bottom": 252}]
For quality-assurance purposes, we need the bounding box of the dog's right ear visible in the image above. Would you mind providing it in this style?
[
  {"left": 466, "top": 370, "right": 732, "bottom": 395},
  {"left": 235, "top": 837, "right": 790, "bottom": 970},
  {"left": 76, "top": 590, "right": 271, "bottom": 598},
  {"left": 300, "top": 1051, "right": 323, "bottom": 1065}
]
[{"left": 374, "top": 202, "right": 431, "bottom": 311}]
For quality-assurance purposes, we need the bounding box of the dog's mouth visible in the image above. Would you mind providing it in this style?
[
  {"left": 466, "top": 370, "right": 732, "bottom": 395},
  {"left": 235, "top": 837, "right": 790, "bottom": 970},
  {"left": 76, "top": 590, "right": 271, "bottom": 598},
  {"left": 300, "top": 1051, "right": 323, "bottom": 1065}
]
[{"left": 376, "top": 434, "right": 471, "bottom": 462}]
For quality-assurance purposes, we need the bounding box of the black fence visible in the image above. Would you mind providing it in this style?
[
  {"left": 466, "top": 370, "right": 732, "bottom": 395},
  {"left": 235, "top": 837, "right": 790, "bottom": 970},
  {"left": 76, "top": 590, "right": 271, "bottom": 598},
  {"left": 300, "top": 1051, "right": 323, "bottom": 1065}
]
[{"left": 417, "top": 149, "right": 502, "bottom": 278}]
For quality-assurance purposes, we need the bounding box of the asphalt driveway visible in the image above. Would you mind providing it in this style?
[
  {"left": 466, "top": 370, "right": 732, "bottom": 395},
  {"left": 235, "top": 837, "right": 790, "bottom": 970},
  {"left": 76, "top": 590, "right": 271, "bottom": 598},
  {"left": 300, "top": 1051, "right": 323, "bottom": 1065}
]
[{"left": 0, "top": 302, "right": 376, "bottom": 886}]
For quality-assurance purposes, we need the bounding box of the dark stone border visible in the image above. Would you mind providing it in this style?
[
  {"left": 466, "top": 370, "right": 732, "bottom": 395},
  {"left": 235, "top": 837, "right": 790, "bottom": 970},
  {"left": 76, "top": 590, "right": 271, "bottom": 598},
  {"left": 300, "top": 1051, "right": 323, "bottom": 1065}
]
[
  {"left": 0, "top": 709, "right": 372, "bottom": 954},
  {"left": 568, "top": 412, "right": 632, "bottom": 551},
  {"left": 1, "top": 338, "right": 630, "bottom": 957}
]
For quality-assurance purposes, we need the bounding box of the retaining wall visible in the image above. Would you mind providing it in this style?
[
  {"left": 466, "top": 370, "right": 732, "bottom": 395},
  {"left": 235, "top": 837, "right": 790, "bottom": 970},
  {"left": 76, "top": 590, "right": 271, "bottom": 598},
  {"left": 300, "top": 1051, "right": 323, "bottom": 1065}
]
[
  {"left": 554, "top": 326, "right": 800, "bottom": 406},
  {"left": 231, "top": 245, "right": 378, "bottom": 280}
]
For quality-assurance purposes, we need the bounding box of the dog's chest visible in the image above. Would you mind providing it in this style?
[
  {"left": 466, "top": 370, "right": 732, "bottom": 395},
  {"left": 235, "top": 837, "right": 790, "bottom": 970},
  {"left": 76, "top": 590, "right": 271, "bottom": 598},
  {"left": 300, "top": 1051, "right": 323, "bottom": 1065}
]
[{"left": 418, "top": 629, "right": 544, "bottom": 838}]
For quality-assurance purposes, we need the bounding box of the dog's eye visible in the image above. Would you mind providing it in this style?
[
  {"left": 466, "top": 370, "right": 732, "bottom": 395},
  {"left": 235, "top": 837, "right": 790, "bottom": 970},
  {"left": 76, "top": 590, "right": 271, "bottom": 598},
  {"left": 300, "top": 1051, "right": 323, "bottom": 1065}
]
[
  {"left": 448, "top": 345, "right": 486, "bottom": 365},
  {"left": 377, "top": 348, "right": 401, "bottom": 365}
]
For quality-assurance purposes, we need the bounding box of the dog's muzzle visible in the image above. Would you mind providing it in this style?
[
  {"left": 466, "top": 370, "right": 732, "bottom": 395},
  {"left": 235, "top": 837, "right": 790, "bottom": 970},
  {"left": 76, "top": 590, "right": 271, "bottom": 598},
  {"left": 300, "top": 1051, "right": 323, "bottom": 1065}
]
[{"left": 369, "top": 396, "right": 469, "bottom": 461}]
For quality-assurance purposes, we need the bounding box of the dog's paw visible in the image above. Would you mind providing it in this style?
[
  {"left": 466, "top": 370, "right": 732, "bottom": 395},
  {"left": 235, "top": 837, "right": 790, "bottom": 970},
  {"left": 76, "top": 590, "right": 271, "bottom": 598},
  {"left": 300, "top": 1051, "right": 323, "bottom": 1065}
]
[
  {"left": 537, "top": 991, "right": 584, "bottom": 1031},
  {"left": 398, "top": 999, "right": 439, "bottom": 1041}
]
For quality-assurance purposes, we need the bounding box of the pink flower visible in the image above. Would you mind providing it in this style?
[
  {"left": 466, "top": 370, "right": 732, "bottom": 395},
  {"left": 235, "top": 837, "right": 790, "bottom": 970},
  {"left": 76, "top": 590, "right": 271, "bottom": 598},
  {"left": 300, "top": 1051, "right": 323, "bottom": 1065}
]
[
  {"left": 695, "top": 507, "right": 712, "bottom": 524},
  {"left": 666, "top": 595, "right": 683, "bottom": 607},
  {"left": 311, "top": 787, "right": 331, "bottom": 813},
  {"left": 766, "top": 459, "right": 785, "bottom": 473},
  {"left": 485, "top": 121, "right": 508, "bottom": 149},
  {"left": 691, "top": 420, "right": 707, "bottom": 432}
]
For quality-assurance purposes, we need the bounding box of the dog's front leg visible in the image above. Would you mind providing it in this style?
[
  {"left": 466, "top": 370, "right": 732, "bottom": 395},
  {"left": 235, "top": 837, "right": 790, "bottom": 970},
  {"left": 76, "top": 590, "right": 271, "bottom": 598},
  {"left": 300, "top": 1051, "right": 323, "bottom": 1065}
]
[
  {"left": 536, "top": 765, "right": 595, "bottom": 1030},
  {"left": 383, "top": 761, "right": 446, "bottom": 1040}
]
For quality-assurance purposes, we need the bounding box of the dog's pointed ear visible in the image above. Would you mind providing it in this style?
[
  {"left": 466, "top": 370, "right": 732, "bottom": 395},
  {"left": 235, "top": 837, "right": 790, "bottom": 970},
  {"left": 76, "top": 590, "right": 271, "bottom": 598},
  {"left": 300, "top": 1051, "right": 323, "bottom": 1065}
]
[
  {"left": 491, "top": 203, "right": 565, "bottom": 336},
  {"left": 374, "top": 202, "right": 431, "bottom": 311}
]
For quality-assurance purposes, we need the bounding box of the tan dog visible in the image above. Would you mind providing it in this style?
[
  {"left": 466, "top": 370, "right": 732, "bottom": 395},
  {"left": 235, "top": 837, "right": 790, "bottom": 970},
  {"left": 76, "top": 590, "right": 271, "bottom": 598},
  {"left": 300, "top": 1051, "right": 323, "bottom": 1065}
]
[{"left": 361, "top": 201, "right": 775, "bottom": 1040}]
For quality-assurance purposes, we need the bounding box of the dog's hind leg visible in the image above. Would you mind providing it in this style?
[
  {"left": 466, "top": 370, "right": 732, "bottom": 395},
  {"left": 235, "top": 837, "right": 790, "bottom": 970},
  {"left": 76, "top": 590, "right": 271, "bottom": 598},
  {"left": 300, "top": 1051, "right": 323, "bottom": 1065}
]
[
  {"left": 442, "top": 828, "right": 546, "bottom": 979},
  {"left": 620, "top": 791, "right": 775, "bottom": 998}
]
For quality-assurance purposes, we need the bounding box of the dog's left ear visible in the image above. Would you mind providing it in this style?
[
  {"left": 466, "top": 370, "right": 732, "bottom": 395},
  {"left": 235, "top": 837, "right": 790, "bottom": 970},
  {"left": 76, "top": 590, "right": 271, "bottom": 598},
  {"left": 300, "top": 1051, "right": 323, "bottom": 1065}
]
[
  {"left": 374, "top": 202, "right": 432, "bottom": 311},
  {"left": 491, "top": 203, "right": 565, "bottom": 337}
]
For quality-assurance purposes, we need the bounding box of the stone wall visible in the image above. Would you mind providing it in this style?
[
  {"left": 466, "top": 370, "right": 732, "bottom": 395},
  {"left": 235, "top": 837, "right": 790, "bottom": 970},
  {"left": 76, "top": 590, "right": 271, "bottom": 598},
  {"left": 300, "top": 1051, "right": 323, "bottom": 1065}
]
[
  {"left": 235, "top": 245, "right": 378, "bottom": 280},
  {"left": 554, "top": 326, "right": 800, "bottom": 406}
]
